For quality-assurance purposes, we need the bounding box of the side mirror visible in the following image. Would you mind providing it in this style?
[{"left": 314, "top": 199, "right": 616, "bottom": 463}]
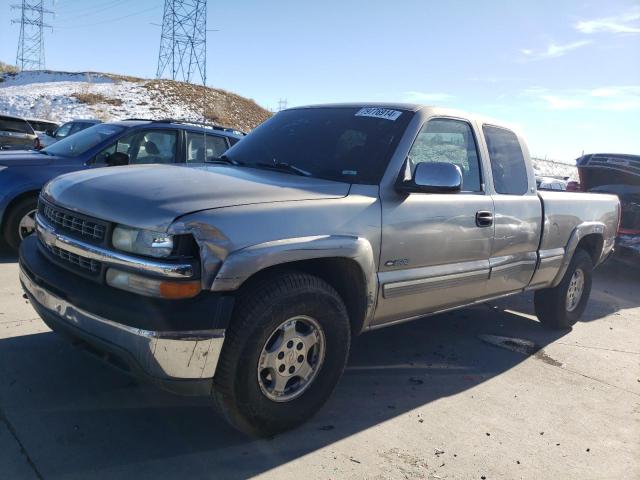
[
  {"left": 398, "top": 161, "right": 462, "bottom": 194},
  {"left": 105, "top": 152, "right": 129, "bottom": 166},
  {"left": 45, "top": 128, "right": 55, "bottom": 137}
]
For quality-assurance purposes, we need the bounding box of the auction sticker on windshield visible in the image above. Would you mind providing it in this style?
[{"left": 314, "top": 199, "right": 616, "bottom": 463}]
[{"left": 355, "top": 107, "right": 403, "bottom": 121}]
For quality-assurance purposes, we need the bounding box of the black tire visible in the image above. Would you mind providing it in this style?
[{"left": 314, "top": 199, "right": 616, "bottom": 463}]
[
  {"left": 534, "top": 249, "right": 593, "bottom": 330},
  {"left": 213, "top": 272, "right": 351, "bottom": 437},
  {"left": 3, "top": 196, "right": 38, "bottom": 253}
]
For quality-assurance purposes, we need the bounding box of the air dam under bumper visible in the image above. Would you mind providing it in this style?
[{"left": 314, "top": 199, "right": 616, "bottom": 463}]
[{"left": 19, "top": 239, "right": 227, "bottom": 396}]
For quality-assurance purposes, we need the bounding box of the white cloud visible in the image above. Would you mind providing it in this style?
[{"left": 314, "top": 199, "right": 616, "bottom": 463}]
[
  {"left": 520, "top": 40, "right": 592, "bottom": 60},
  {"left": 522, "top": 85, "right": 640, "bottom": 111},
  {"left": 403, "top": 91, "right": 455, "bottom": 103},
  {"left": 576, "top": 8, "right": 640, "bottom": 34}
]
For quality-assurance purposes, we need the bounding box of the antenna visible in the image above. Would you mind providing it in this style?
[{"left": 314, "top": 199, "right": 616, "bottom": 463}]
[
  {"left": 156, "top": 0, "right": 208, "bottom": 85},
  {"left": 11, "top": 0, "right": 53, "bottom": 71},
  {"left": 277, "top": 98, "right": 288, "bottom": 111}
]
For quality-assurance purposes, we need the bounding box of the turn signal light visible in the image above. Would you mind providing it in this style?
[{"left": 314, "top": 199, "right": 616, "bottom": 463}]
[{"left": 106, "top": 268, "right": 201, "bottom": 299}]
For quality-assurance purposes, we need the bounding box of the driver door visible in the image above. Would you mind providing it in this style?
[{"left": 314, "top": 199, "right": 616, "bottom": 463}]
[{"left": 374, "top": 117, "right": 494, "bottom": 326}]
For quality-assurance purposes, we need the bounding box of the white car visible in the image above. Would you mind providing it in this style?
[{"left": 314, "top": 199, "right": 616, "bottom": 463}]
[{"left": 26, "top": 118, "right": 59, "bottom": 149}]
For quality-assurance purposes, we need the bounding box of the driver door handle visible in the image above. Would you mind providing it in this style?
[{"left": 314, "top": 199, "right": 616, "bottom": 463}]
[{"left": 476, "top": 211, "right": 493, "bottom": 227}]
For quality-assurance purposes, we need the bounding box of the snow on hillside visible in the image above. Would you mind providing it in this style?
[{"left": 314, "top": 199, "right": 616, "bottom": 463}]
[{"left": 0, "top": 70, "right": 271, "bottom": 132}]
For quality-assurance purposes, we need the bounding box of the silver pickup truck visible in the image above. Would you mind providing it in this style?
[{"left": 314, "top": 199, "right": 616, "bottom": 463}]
[{"left": 19, "top": 104, "right": 619, "bottom": 436}]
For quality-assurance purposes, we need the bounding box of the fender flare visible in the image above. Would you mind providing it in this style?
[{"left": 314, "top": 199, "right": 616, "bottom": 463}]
[
  {"left": 551, "top": 221, "right": 606, "bottom": 287},
  {"left": 210, "top": 235, "right": 379, "bottom": 327}
]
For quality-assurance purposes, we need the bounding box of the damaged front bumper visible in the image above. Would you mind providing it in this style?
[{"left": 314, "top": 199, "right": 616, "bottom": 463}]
[{"left": 19, "top": 235, "right": 231, "bottom": 396}]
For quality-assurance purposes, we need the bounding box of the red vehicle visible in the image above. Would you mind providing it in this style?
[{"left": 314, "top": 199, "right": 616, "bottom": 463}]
[{"left": 576, "top": 153, "right": 640, "bottom": 265}]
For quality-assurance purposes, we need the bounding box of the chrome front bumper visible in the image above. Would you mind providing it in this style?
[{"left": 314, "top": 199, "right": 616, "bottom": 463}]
[{"left": 20, "top": 267, "right": 225, "bottom": 383}]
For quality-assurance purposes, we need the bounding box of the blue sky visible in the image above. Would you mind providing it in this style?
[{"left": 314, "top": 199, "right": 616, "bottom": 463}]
[{"left": 1, "top": 0, "right": 639, "bottom": 161}]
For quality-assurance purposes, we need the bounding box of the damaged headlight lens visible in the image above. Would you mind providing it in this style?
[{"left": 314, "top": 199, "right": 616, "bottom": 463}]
[{"left": 112, "top": 225, "right": 174, "bottom": 258}]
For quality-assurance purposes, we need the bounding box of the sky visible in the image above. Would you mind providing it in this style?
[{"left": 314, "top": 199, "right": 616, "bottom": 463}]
[{"left": 1, "top": 0, "right": 639, "bottom": 162}]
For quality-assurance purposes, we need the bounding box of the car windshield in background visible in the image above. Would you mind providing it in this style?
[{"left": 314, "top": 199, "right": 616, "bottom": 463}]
[
  {"left": 29, "top": 121, "right": 58, "bottom": 132},
  {"left": 43, "top": 124, "right": 125, "bottom": 158},
  {"left": 0, "top": 116, "right": 34, "bottom": 134},
  {"left": 222, "top": 107, "right": 414, "bottom": 184}
]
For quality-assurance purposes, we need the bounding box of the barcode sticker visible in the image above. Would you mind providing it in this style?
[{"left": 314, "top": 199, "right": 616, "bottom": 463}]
[{"left": 355, "top": 107, "right": 403, "bottom": 121}]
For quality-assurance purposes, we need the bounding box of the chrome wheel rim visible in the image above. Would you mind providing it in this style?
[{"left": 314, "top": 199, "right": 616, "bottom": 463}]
[
  {"left": 257, "top": 315, "right": 326, "bottom": 402},
  {"left": 566, "top": 268, "right": 585, "bottom": 312},
  {"left": 18, "top": 209, "right": 37, "bottom": 240}
]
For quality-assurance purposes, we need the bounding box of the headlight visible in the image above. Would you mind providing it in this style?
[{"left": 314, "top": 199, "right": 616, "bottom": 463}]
[{"left": 112, "top": 225, "right": 174, "bottom": 258}]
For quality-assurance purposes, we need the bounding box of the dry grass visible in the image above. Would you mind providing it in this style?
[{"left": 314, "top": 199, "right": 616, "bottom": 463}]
[
  {"left": 0, "top": 61, "right": 18, "bottom": 74},
  {"left": 72, "top": 92, "right": 123, "bottom": 106},
  {"left": 142, "top": 79, "right": 271, "bottom": 131}
]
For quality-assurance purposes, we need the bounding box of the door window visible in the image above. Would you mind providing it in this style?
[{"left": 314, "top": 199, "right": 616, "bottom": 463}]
[
  {"left": 133, "top": 130, "right": 177, "bottom": 164},
  {"left": 408, "top": 118, "right": 482, "bottom": 192},
  {"left": 54, "top": 123, "right": 73, "bottom": 139},
  {"left": 95, "top": 132, "right": 137, "bottom": 164},
  {"left": 186, "top": 132, "right": 229, "bottom": 162},
  {"left": 483, "top": 125, "right": 528, "bottom": 195}
]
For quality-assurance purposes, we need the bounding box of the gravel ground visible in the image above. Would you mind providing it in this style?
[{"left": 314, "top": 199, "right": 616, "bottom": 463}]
[{"left": 0, "top": 251, "right": 638, "bottom": 480}]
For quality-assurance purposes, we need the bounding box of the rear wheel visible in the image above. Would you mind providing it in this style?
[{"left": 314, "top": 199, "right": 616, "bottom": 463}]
[
  {"left": 213, "top": 272, "right": 351, "bottom": 437},
  {"left": 534, "top": 249, "right": 593, "bottom": 330},
  {"left": 3, "top": 196, "right": 38, "bottom": 253}
]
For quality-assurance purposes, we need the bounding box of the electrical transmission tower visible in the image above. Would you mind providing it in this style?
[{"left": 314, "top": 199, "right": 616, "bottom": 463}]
[
  {"left": 156, "top": 0, "right": 208, "bottom": 85},
  {"left": 11, "top": 0, "right": 53, "bottom": 71}
]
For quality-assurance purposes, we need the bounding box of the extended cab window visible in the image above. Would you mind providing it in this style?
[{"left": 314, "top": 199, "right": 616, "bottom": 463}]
[
  {"left": 408, "top": 118, "right": 482, "bottom": 192},
  {"left": 483, "top": 125, "right": 528, "bottom": 195},
  {"left": 186, "top": 132, "right": 228, "bottom": 162}
]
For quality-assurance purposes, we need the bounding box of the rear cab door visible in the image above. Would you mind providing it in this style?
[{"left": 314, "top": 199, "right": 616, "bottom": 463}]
[
  {"left": 374, "top": 109, "right": 495, "bottom": 326},
  {"left": 477, "top": 123, "right": 542, "bottom": 296}
]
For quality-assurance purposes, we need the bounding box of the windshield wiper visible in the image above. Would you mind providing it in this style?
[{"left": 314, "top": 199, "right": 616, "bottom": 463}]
[
  {"left": 207, "top": 154, "right": 241, "bottom": 165},
  {"left": 254, "top": 161, "right": 311, "bottom": 177}
]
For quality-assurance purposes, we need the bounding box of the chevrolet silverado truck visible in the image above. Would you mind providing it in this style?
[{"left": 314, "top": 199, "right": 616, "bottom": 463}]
[{"left": 19, "top": 104, "right": 620, "bottom": 436}]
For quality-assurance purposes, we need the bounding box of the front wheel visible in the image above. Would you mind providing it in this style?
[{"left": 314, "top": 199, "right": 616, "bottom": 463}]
[
  {"left": 3, "top": 196, "right": 38, "bottom": 253},
  {"left": 213, "top": 272, "right": 351, "bottom": 436},
  {"left": 534, "top": 249, "right": 593, "bottom": 330}
]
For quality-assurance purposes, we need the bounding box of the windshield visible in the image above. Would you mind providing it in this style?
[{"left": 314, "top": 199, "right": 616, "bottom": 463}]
[
  {"left": 28, "top": 121, "right": 58, "bottom": 132},
  {"left": 222, "top": 107, "right": 414, "bottom": 184},
  {"left": 43, "top": 124, "right": 125, "bottom": 158}
]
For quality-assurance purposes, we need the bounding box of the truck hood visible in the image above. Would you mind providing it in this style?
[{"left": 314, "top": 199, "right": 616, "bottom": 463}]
[
  {"left": 0, "top": 151, "right": 59, "bottom": 166},
  {"left": 43, "top": 163, "right": 351, "bottom": 231}
]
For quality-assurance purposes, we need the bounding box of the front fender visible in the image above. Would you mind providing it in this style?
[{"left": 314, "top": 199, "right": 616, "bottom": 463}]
[{"left": 210, "top": 234, "right": 378, "bottom": 325}]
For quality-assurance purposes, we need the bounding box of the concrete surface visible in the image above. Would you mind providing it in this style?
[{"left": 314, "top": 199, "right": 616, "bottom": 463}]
[{"left": 0, "top": 250, "right": 638, "bottom": 480}]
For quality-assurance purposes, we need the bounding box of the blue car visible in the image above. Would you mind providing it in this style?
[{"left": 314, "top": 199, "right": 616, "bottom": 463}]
[{"left": 0, "top": 119, "right": 244, "bottom": 252}]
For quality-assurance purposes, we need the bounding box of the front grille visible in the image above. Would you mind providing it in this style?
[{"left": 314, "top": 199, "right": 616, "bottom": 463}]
[
  {"left": 44, "top": 242, "right": 101, "bottom": 274},
  {"left": 39, "top": 200, "right": 107, "bottom": 243}
]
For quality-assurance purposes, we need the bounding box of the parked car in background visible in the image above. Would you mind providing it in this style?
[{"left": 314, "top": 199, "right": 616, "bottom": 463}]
[
  {"left": 0, "top": 119, "right": 244, "bottom": 252},
  {"left": 0, "top": 114, "right": 40, "bottom": 151},
  {"left": 26, "top": 118, "right": 60, "bottom": 149},
  {"left": 43, "top": 119, "right": 102, "bottom": 145},
  {"left": 536, "top": 176, "right": 567, "bottom": 191},
  {"left": 18, "top": 104, "right": 620, "bottom": 436},
  {"left": 577, "top": 153, "right": 640, "bottom": 265}
]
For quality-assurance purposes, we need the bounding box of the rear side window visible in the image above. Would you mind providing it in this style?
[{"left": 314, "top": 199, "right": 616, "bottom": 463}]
[
  {"left": 0, "top": 116, "right": 34, "bottom": 134},
  {"left": 483, "top": 125, "right": 528, "bottom": 195},
  {"left": 186, "top": 132, "right": 229, "bottom": 162}
]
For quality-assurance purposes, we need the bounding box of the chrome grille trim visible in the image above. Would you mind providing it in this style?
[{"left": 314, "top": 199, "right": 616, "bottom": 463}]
[{"left": 36, "top": 214, "right": 194, "bottom": 279}]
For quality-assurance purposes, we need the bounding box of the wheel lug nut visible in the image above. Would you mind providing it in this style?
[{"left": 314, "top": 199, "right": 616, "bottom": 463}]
[
  {"left": 296, "top": 342, "right": 303, "bottom": 350},
  {"left": 289, "top": 366, "right": 295, "bottom": 374},
  {"left": 287, "top": 340, "right": 294, "bottom": 349},
  {"left": 277, "top": 352, "right": 284, "bottom": 359},
  {"left": 297, "top": 355, "right": 304, "bottom": 363},
  {"left": 278, "top": 365, "right": 285, "bottom": 373}
]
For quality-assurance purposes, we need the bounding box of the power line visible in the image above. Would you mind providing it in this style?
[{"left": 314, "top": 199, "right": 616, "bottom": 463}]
[
  {"left": 52, "top": 5, "right": 161, "bottom": 29},
  {"left": 156, "top": 0, "right": 208, "bottom": 86},
  {"left": 11, "top": 0, "right": 53, "bottom": 70}
]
